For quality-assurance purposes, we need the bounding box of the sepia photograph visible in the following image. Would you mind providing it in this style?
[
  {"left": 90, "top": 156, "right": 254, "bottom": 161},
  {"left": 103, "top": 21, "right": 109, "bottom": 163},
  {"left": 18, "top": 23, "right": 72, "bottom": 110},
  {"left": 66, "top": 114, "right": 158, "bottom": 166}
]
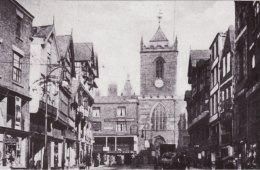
[{"left": 0, "top": 0, "right": 259, "bottom": 169}]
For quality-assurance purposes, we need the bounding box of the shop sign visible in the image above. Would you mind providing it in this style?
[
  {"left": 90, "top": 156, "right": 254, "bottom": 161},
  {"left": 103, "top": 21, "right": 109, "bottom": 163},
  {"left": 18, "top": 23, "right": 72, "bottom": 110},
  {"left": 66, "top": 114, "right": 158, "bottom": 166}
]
[
  {"left": 103, "top": 147, "right": 109, "bottom": 152},
  {"left": 5, "top": 138, "right": 18, "bottom": 144},
  {"left": 108, "top": 150, "right": 134, "bottom": 154},
  {"left": 144, "top": 140, "right": 150, "bottom": 148}
]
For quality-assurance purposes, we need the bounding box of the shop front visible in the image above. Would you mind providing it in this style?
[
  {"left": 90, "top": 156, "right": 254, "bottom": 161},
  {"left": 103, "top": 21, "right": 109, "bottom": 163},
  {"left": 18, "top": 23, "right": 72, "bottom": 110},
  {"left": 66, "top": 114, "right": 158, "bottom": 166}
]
[{"left": 0, "top": 129, "right": 29, "bottom": 169}]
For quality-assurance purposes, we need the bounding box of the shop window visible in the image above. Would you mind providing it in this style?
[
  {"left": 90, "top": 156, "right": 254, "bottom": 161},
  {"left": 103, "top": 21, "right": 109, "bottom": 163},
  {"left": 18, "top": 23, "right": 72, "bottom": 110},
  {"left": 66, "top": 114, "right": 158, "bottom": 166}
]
[
  {"left": 92, "top": 107, "right": 100, "bottom": 117},
  {"left": 117, "top": 107, "right": 126, "bottom": 117},
  {"left": 4, "top": 135, "right": 25, "bottom": 167},
  {"left": 13, "top": 52, "right": 22, "bottom": 83}
]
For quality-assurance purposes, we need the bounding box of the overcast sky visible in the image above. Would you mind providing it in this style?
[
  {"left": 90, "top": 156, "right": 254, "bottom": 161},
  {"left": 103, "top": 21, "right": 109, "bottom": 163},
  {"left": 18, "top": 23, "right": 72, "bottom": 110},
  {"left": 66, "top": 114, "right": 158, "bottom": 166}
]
[{"left": 18, "top": 0, "right": 235, "bottom": 97}]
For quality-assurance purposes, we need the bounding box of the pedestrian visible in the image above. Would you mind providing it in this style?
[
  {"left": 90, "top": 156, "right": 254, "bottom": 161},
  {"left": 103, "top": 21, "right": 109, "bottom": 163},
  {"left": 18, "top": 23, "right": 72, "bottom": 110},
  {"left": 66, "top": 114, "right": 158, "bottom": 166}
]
[
  {"left": 109, "top": 155, "right": 113, "bottom": 166},
  {"left": 85, "top": 154, "right": 91, "bottom": 170}
]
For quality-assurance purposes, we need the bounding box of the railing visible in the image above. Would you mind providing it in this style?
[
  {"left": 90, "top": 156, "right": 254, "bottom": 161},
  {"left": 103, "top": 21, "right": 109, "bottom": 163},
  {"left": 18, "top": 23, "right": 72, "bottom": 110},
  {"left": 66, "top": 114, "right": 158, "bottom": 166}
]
[
  {"left": 39, "top": 100, "right": 58, "bottom": 118},
  {"left": 221, "top": 133, "right": 232, "bottom": 145}
]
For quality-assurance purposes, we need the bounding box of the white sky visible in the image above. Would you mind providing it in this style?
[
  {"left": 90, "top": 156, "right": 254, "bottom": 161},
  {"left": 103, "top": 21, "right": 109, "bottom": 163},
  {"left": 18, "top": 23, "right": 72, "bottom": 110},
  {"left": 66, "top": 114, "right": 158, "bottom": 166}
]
[{"left": 18, "top": 0, "right": 235, "bottom": 97}]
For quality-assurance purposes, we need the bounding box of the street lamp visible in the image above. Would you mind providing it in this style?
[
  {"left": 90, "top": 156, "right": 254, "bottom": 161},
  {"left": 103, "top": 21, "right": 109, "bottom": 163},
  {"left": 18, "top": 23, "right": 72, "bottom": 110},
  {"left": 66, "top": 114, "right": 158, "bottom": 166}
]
[
  {"left": 141, "top": 123, "right": 150, "bottom": 149},
  {"left": 42, "top": 63, "right": 65, "bottom": 169}
]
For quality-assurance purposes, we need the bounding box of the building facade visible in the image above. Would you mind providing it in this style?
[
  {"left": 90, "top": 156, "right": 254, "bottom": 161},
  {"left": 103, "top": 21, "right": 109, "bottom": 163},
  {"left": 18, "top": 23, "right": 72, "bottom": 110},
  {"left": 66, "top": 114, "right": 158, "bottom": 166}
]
[
  {"left": 73, "top": 42, "right": 99, "bottom": 167},
  {"left": 208, "top": 32, "right": 226, "bottom": 165},
  {"left": 92, "top": 80, "right": 139, "bottom": 166},
  {"left": 233, "top": 1, "right": 260, "bottom": 168},
  {"left": 218, "top": 26, "right": 235, "bottom": 164},
  {"left": 185, "top": 50, "right": 211, "bottom": 167},
  {"left": 0, "top": 0, "right": 34, "bottom": 168}
]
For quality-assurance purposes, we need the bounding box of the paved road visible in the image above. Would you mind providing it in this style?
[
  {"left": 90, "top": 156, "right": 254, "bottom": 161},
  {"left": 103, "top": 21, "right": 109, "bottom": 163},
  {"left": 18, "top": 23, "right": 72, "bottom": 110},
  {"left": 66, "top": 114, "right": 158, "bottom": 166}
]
[{"left": 90, "top": 165, "right": 203, "bottom": 170}]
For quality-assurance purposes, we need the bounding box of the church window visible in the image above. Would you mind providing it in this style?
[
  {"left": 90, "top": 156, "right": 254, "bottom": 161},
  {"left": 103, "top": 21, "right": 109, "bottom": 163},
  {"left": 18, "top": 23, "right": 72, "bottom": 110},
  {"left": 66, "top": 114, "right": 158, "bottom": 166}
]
[
  {"left": 156, "top": 57, "right": 165, "bottom": 79},
  {"left": 151, "top": 103, "right": 167, "bottom": 131}
]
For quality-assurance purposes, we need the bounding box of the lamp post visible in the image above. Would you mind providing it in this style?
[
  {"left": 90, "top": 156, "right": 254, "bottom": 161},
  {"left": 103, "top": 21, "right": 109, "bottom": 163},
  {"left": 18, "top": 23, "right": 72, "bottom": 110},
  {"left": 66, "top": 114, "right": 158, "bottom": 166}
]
[
  {"left": 43, "top": 63, "right": 64, "bottom": 169},
  {"left": 141, "top": 123, "right": 150, "bottom": 149}
]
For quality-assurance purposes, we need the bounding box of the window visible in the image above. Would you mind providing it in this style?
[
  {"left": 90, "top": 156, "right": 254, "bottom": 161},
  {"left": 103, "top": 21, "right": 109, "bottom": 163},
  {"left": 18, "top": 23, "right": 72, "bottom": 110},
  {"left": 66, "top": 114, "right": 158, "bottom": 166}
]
[
  {"left": 15, "top": 10, "right": 23, "bottom": 38},
  {"left": 92, "top": 107, "right": 100, "bottom": 117},
  {"left": 117, "top": 107, "right": 126, "bottom": 117},
  {"left": 13, "top": 52, "right": 22, "bottom": 83},
  {"left": 92, "top": 121, "right": 101, "bottom": 131},
  {"left": 227, "top": 53, "right": 231, "bottom": 73},
  {"left": 226, "top": 88, "right": 229, "bottom": 99},
  {"left": 116, "top": 122, "right": 127, "bottom": 132},
  {"left": 252, "top": 55, "right": 256, "bottom": 69},
  {"left": 223, "top": 57, "right": 226, "bottom": 77},
  {"left": 156, "top": 57, "right": 165, "bottom": 78},
  {"left": 151, "top": 103, "right": 167, "bottom": 130},
  {"left": 212, "top": 47, "right": 215, "bottom": 60},
  {"left": 255, "top": 2, "right": 260, "bottom": 26},
  {"left": 213, "top": 68, "right": 217, "bottom": 85}
]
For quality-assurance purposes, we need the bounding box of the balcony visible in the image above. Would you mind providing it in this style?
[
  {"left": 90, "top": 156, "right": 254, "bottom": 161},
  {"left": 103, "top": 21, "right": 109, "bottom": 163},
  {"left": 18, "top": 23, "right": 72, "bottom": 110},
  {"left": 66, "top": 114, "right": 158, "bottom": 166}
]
[
  {"left": 65, "top": 129, "right": 77, "bottom": 140},
  {"left": 221, "top": 133, "right": 232, "bottom": 145},
  {"left": 58, "top": 111, "right": 68, "bottom": 125},
  {"left": 30, "top": 123, "right": 45, "bottom": 134},
  {"left": 39, "top": 100, "right": 57, "bottom": 119},
  {"left": 52, "top": 128, "right": 62, "bottom": 138}
]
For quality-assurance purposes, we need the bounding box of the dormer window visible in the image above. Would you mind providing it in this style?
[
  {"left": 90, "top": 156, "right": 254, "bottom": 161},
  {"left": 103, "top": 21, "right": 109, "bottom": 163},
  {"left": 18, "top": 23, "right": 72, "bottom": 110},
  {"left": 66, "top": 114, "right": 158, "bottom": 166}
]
[{"left": 156, "top": 57, "right": 165, "bottom": 79}]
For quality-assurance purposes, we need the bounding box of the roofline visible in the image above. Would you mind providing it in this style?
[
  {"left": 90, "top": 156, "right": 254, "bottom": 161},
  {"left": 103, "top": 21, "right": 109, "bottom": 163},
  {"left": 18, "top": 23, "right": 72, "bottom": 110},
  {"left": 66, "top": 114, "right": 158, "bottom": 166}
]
[
  {"left": 209, "top": 32, "right": 226, "bottom": 49},
  {"left": 11, "top": 0, "right": 34, "bottom": 19}
]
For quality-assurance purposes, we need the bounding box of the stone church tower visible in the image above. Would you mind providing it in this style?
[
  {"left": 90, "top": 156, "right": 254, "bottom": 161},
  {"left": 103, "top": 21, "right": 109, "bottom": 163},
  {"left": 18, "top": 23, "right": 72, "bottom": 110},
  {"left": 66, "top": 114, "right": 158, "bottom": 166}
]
[
  {"left": 140, "top": 26, "right": 178, "bottom": 96},
  {"left": 138, "top": 23, "right": 186, "bottom": 153}
]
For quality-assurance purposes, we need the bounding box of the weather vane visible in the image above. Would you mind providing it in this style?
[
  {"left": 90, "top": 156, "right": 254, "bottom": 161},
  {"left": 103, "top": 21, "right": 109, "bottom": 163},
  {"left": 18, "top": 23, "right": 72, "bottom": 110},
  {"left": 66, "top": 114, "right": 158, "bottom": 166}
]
[{"left": 157, "top": 10, "right": 163, "bottom": 25}]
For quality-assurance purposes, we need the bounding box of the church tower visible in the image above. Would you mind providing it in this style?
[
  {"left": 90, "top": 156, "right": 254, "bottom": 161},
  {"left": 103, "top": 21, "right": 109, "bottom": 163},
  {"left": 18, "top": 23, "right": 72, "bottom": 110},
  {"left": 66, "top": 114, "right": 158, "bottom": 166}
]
[
  {"left": 140, "top": 24, "right": 178, "bottom": 96},
  {"left": 138, "top": 15, "right": 186, "bottom": 152}
]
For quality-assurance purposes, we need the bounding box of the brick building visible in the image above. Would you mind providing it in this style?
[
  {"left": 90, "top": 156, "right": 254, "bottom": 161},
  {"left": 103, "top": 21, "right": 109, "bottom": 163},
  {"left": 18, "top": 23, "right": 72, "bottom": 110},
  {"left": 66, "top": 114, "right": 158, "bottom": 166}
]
[
  {"left": 233, "top": 1, "right": 260, "bottom": 168},
  {"left": 92, "top": 79, "right": 139, "bottom": 165},
  {"left": 0, "top": 0, "right": 34, "bottom": 168},
  {"left": 185, "top": 50, "right": 211, "bottom": 167}
]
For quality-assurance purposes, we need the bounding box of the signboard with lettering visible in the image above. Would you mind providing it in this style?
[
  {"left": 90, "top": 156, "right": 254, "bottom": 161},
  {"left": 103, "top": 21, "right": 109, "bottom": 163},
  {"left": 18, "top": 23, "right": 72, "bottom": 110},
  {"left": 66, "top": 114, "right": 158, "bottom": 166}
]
[{"left": 104, "top": 118, "right": 135, "bottom": 122}]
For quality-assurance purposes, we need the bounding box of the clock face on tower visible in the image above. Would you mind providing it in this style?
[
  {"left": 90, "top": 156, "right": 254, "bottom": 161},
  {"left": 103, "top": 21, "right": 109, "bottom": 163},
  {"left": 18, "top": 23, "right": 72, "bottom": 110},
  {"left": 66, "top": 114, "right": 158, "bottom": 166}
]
[{"left": 154, "top": 79, "right": 164, "bottom": 88}]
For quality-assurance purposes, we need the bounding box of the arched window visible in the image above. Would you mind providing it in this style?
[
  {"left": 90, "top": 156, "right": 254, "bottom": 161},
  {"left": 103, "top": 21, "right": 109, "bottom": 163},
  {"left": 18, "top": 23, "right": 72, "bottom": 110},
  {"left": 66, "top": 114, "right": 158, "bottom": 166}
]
[
  {"left": 151, "top": 103, "right": 167, "bottom": 131},
  {"left": 156, "top": 57, "right": 165, "bottom": 78}
]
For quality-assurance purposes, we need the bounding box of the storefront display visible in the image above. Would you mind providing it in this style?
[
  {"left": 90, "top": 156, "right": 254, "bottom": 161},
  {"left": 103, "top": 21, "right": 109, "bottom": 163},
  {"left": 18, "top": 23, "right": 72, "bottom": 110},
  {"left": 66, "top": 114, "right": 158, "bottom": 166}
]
[{"left": 3, "top": 135, "right": 26, "bottom": 168}]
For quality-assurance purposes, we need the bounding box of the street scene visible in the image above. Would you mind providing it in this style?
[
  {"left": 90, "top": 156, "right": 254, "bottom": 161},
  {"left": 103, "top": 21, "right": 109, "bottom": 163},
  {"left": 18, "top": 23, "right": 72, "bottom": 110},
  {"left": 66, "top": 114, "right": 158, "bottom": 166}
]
[{"left": 0, "top": 0, "right": 259, "bottom": 169}]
